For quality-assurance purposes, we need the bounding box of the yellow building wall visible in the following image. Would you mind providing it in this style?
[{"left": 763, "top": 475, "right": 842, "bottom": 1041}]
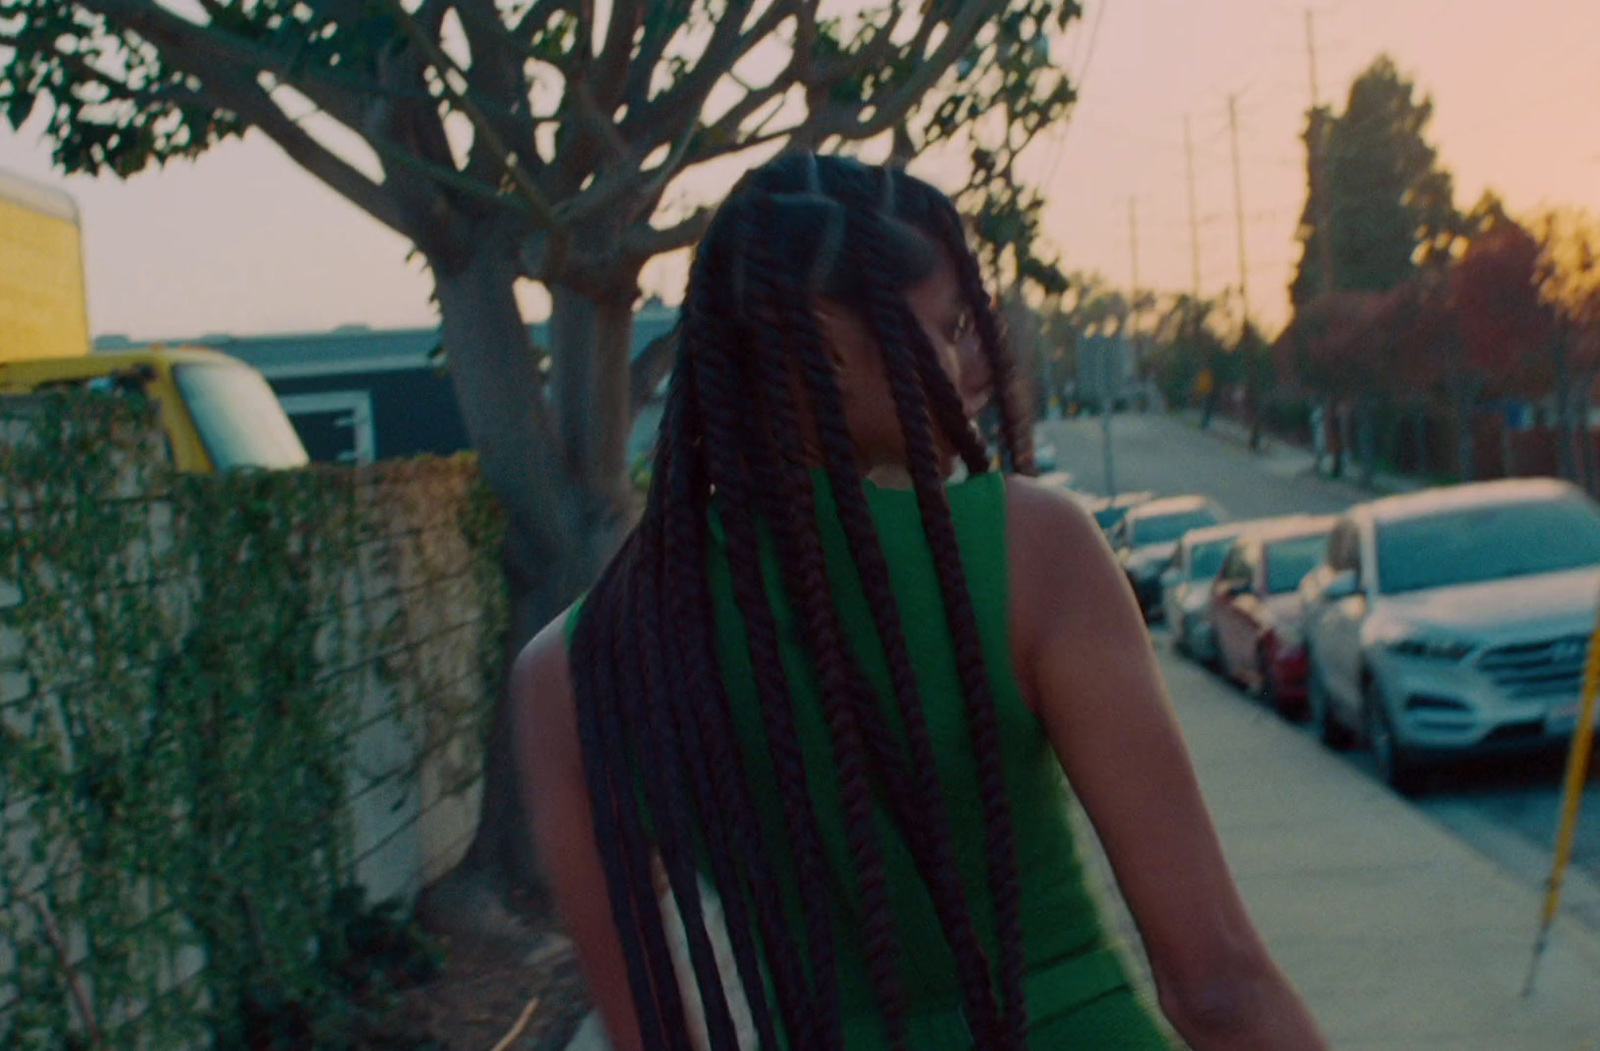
[{"left": 0, "top": 195, "right": 90, "bottom": 360}]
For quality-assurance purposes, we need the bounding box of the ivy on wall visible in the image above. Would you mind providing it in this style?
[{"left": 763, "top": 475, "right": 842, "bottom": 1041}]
[{"left": 0, "top": 393, "right": 506, "bottom": 1049}]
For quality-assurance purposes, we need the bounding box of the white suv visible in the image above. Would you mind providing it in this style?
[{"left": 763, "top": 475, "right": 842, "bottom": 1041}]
[{"left": 1301, "top": 478, "right": 1600, "bottom": 792}]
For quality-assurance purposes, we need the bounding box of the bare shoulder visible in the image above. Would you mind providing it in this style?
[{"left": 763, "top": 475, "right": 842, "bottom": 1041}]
[
  {"left": 1004, "top": 475, "right": 1106, "bottom": 549},
  {"left": 1003, "top": 475, "right": 1119, "bottom": 597},
  {"left": 512, "top": 608, "right": 581, "bottom": 774},
  {"left": 1002, "top": 476, "right": 1133, "bottom": 702}
]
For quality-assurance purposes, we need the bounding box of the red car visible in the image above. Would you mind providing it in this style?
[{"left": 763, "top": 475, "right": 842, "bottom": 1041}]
[{"left": 1211, "top": 516, "right": 1335, "bottom": 718}]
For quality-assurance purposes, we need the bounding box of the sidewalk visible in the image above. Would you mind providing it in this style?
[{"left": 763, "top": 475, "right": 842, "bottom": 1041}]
[
  {"left": 1147, "top": 650, "right": 1600, "bottom": 1051},
  {"left": 1175, "top": 410, "right": 1424, "bottom": 496}
]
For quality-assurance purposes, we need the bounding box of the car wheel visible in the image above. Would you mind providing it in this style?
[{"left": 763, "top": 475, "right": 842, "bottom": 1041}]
[
  {"left": 1365, "top": 677, "right": 1424, "bottom": 795},
  {"left": 1308, "top": 660, "right": 1354, "bottom": 751}
]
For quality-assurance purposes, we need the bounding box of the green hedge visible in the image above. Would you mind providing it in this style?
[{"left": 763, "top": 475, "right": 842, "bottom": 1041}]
[{"left": 0, "top": 393, "right": 505, "bottom": 1049}]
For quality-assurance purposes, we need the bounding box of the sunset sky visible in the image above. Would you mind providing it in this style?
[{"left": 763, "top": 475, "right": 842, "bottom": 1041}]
[{"left": 1, "top": 0, "right": 1596, "bottom": 340}]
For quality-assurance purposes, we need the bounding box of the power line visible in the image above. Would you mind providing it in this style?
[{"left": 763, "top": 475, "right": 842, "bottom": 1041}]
[
  {"left": 1043, "top": 0, "right": 1111, "bottom": 186},
  {"left": 1228, "top": 94, "right": 1252, "bottom": 321}
]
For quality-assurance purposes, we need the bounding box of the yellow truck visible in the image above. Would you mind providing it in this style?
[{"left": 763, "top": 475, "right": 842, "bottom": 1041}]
[
  {"left": 0, "top": 170, "right": 307, "bottom": 471},
  {"left": 0, "top": 169, "right": 91, "bottom": 360}
]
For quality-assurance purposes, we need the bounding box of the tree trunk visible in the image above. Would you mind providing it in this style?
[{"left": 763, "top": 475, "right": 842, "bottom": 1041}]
[
  {"left": 1356, "top": 400, "right": 1377, "bottom": 488},
  {"left": 1500, "top": 412, "right": 1516, "bottom": 480},
  {"left": 416, "top": 232, "right": 640, "bottom": 940},
  {"left": 1334, "top": 401, "right": 1353, "bottom": 480},
  {"left": 1554, "top": 333, "right": 1578, "bottom": 484},
  {"left": 1412, "top": 408, "right": 1428, "bottom": 478},
  {"left": 1451, "top": 380, "right": 1475, "bottom": 483}
]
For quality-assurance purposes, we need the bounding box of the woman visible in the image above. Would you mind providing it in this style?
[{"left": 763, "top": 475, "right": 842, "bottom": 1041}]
[{"left": 514, "top": 153, "right": 1327, "bottom": 1050}]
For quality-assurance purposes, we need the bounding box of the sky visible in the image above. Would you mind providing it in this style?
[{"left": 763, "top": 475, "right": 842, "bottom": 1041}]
[{"left": 1, "top": 0, "right": 1596, "bottom": 341}]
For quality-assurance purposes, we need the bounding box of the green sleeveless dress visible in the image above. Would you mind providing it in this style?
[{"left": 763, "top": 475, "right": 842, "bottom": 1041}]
[{"left": 576, "top": 471, "right": 1171, "bottom": 1049}]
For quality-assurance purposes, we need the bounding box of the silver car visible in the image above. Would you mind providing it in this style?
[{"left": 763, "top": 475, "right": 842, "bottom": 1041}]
[
  {"left": 1301, "top": 478, "right": 1600, "bottom": 793},
  {"left": 1162, "top": 522, "right": 1251, "bottom": 662}
]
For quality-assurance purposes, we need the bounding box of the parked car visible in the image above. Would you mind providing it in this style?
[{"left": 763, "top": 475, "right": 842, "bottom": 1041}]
[
  {"left": 1162, "top": 522, "right": 1252, "bottom": 662},
  {"left": 1301, "top": 479, "right": 1600, "bottom": 793},
  {"left": 1211, "top": 515, "right": 1336, "bottom": 717},
  {"left": 1085, "top": 491, "right": 1154, "bottom": 537},
  {"left": 1114, "top": 495, "right": 1227, "bottom": 619}
]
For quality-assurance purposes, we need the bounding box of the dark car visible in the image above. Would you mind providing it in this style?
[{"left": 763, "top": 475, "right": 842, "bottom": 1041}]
[
  {"left": 1114, "top": 495, "right": 1226, "bottom": 619},
  {"left": 1211, "top": 515, "right": 1335, "bottom": 717}
]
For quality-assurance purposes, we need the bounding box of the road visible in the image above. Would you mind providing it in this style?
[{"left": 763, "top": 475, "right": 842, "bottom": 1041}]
[{"left": 1039, "top": 411, "right": 1600, "bottom": 932}]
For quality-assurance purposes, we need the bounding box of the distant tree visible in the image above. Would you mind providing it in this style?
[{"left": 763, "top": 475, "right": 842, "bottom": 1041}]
[
  {"left": 1, "top": 0, "right": 1085, "bottom": 922},
  {"left": 1291, "top": 55, "right": 1464, "bottom": 308},
  {"left": 1145, "top": 293, "right": 1228, "bottom": 421},
  {"left": 1531, "top": 209, "right": 1600, "bottom": 485}
]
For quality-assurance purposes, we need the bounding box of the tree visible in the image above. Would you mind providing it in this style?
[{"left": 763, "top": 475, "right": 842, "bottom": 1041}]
[
  {"left": 1532, "top": 209, "right": 1600, "bottom": 486},
  {"left": 1143, "top": 293, "right": 1227, "bottom": 421},
  {"left": 1291, "top": 55, "right": 1463, "bottom": 308},
  {"left": 2, "top": 0, "right": 1084, "bottom": 923}
]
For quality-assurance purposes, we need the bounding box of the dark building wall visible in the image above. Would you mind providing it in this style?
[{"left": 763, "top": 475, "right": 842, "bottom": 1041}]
[{"left": 270, "top": 369, "right": 469, "bottom": 460}]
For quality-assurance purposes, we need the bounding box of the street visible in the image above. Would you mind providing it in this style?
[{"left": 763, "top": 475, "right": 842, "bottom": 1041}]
[{"left": 1040, "top": 411, "right": 1600, "bottom": 933}]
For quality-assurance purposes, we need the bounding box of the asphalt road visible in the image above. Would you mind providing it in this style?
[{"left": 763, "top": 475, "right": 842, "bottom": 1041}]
[{"left": 1038, "top": 411, "right": 1600, "bottom": 933}]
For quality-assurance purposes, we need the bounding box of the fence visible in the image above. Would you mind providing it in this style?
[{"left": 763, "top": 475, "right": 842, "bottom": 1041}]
[{"left": 0, "top": 393, "right": 505, "bottom": 1048}]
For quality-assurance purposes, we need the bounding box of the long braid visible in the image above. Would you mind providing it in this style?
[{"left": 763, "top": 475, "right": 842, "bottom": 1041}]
[
  {"left": 734, "top": 217, "right": 922, "bottom": 1049},
  {"left": 767, "top": 223, "right": 1015, "bottom": 1043},
  {"left": 688, "top": 244, "right": 845, "bottom": 1047},
  {"left": 571, "top": 554, "right": 691, "bottom": 1049},
  {"left": 652, "top": 376, "right": 792, "bottom": 1049},
  {"left": 846, "top": 190, "right": 1030, "bottom": 1048},
  {"left": 619, "top": 504, "right": 742, "bottom": 1050}
]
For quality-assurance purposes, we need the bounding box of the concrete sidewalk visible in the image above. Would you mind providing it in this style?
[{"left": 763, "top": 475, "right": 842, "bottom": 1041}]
[
  {"left": 1171, "top": 410, "right": 1425, "bottom": 496},
  {"left": 1145, "top": 650, "right": 1600, "bottom": 1051}
]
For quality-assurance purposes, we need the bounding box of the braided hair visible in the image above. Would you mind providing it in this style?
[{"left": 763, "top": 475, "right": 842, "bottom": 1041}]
[{"left": 568, "top": 152, "right": 1033, "bottom": 1050}]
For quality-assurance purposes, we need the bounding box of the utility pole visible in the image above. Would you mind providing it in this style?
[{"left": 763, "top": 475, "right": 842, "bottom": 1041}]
[
  {"left": 1306, "top": 7, "right": 1341, "bottom": 474},
  {"left": 1306, "top": 8, "right": 1337, "bottom": 296},
  {"left": 1228, "top": 94, "right": 1265, "bottom": 450},
  {"left": 1184, "top": 115, "right": 1203, "bottom": 301},
  {"left": 1129, "top": 196, "right": 1142, "bottom": 387},
  {"left": 1227, "top": 94, "right": 1251, "bottom": 324}
]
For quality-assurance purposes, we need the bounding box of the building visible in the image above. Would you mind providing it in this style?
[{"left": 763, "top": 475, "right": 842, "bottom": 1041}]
[{"left": 97, "top": 300, "right": 679, "bottom": 466}]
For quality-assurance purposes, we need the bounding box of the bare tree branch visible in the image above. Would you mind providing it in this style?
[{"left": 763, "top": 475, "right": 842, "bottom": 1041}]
[
  {"left": 622, "top": 205, "right": 714, "bottom": 261},
  {"left": 56, "top": 1, "right": 418, "bottom": 239},
  {"left": 621, "top": 0, "right": 690, "bottom": 109},
  {"left": 455, "top": 0, "right": 543, "bottom": 170},
  {"left": 812, "top": 1, "right": 907, "bottom": 84},
  {"left": 685, "top": 69, "right": 796, "bottom": 166},
  {"left": 512, "top": 0, "right": 571, "bottom": 43},
  {"left": 813, "top": 0, "right": 1004, "bottom": 141},
  {"left": 593, "top": 0, "right": 643, "bottom": 110},
  {"left": 76, "top": 0, "right": 370, "bottom": 129},
  {"left": 366, "top": 132, "right": 526, "bottom": 217},
  {"left": 623, "top": 0, "right": 792, "bottom": 154},
  {"left": 570, "top": 77, "right": 634, "bottom": 167},
  {"left": 233, "top": 81, "right": 419, "bottom": 239},
  {"left": 377, "top": 0, "right": 565, "bottom": 235}
]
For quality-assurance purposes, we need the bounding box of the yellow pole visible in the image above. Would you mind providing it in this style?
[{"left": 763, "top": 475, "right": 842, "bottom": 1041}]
[{"left": 1522, "top": 594, "right": 1600, "bottom": 996}]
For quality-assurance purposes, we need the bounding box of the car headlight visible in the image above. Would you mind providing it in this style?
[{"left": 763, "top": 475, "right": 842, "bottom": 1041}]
[{"left": 1384, "top": 636, "right": 1474, "bottom": 662}]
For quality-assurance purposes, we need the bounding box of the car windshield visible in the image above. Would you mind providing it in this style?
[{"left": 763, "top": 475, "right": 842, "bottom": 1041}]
[
  {"left": 1094, "top": 506, "right": 1129, "bottom": 529},
  {"left": 1265, "top": 533, "right": 1330, "bottom": 594},
  {"left": 1188, "top": 537, "right": 1233, "bottom": 580},
  {"left": 1376, "top": 497, "right": 1600, "bottom": 594},
  {"left": 1131, "top": 508, "right": 1219, "bottom": 546},
  {"left": 174, "top": 362, "right": 310, "bottom": 470}
]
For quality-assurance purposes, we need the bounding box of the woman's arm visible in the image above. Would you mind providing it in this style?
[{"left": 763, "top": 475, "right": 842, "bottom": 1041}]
[
  {"left": 1006, "top": 479, "right": 1328, "bottom": 1051},
  {"left": 513, "top": 619, "right": 646, "bottom": 1051}
]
